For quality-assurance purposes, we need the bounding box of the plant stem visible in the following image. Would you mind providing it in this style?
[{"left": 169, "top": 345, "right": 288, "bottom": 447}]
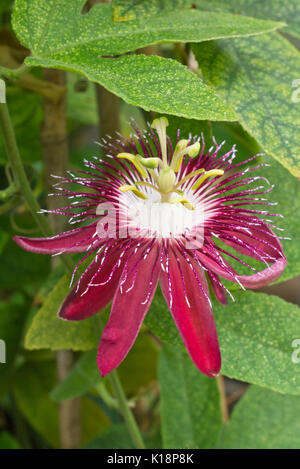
[
  {"left": 217, "top": 375, "right": 229, "bottom": 423},
  {"left": 0, "top": 180, "right": 19, "bottom": 200},
  {"left": 108, "top": 370, "right": 146, "bottom": 449},
  {"left": 95, "top": 381, "right": 118, "bottom": 409},
  {"left": 0, "top": 63, "right": 29, "bottom": 79}
]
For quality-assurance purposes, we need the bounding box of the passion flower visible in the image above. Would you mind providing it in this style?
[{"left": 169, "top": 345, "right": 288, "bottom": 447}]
[{"left": 14, "top": 117, "right": 286, "bottom": 378}]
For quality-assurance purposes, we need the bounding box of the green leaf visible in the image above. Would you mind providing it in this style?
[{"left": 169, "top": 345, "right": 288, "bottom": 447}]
[
  {"left": 13, "top": 360, "right": 110, "bottom": 447},
  {"left": 81, "top": 397, "right": 111, "bottom": 446},
  {"left": 0, "top": 294, "right": 28, "bottom": 397},
  {"left": 25, "top": 274, "right": 103, "bottom": 351},
  {"left": 51, "top": 331, "right": 158, "bottom": 401},
  {"left": 13, "top": 361, "right": 60, "bottom": 447},
  {"left": 0, "top": 432, "right": 21, "bottom": 449},
  {"left": 12, "top": 1, "right": 282, "bottom": 57},
  {"left": 192, "top": 32, "right": 300, "bottom": 176},
  {"left": 216, "top": 292, "right": 300, "bottom": 394},
  {"left": 51, "top": 350, "right": 99, "bottom": 402},
  {"left": 25, "top": 53, "right": 237, "bottom": 122},
  {"left": 35, "top": 263, "right": 65, "bottom": 304},
  {"left": 112, "top": 0, "right": 188, "bottom": 21},
  {"left": 118, "top": 331, "right": 158, "bottom": 395},
  {"left": 146, "top": 289, "right": 300, "bottom": 395},
  {"left": 159, "top": 345, "right": 222, "bottom": 449},
  {"left": 221, "top": 385, "right": 300, "bottom": 449},
  {"left": 84, "top": 423, "right": 134, "bottom": 449},
  {"left": 12, "top": 0, "right": 283, "bottom": 121},
  {"left": 194, "top": 0, "right": 300, "bottom": 39}
]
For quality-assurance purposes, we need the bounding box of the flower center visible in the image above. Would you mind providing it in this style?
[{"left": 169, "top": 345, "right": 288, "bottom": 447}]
[
  {"left": 117, "top": 117, "right": 224, "bottom": 211},
  {"left": 121, "top": 188, "right": 203, "bottom": 238}
]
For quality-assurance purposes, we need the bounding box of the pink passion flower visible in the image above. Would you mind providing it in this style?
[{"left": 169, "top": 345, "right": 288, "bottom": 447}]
[{"left": 14, "top": 117, "right": 286, "bottom": 378}]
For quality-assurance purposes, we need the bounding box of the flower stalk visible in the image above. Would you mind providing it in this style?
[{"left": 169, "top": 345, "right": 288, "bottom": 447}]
[
  {"left": 108, "top": 371, "right": 146, "bottom": 449},
  {"left": 217, "top": 375, "right": 229, "bottom": 423}
]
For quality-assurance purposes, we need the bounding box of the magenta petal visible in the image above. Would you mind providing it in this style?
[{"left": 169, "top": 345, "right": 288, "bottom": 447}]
[
  {"left": 207, "top": 271, "right": 228, "bottom": 305},
  {"left": 13, "top": 223, "right": 99, "bottom": 254},
  {"left": 219, "top": 222, "right": 283, "bottom": 263},
  {"left": 97, "top": 242, "right": 161, "bottom": 377},
  {"left": 232, "top": 225, "right": 286, "bottom": 288},
  {"left": 160, "top": 247, "right": 221, "bottom": 378},
  {"left": 199, "top": 224, "right": 286, "bottom": 289},
  {"left": 59, "top": 243, "right": 129, "bottom": 320},
  {"left": 238, "top": 257, "right": 286, "bottom": 288}
]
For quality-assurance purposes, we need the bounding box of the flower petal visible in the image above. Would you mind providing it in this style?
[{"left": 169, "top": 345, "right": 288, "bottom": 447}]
[
  {"left": 198, "top": 224, "right": 286, "bottom": 289},
  {"left": 59, "top": 242, "right": 130, "bottom": 320},
  {"left": 13, "top": 223, "right": 99, "bottom": 254},
  {"left": 207, "top": 271, "right": 228, "bottom": 305},
  {"left": 97, "top": 242, "right": 161, "bottom": 377},
  {"left": 218, "top": 222, "right": 283, "bottom": 263},
  {"left": 160, "top": 246, "right": 221, "bottom": 378}
]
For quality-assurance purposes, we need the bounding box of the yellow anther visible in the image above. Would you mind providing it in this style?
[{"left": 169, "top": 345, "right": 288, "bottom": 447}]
[
  {"left": 170, "top": 196, "right": 195, "bottom": 211},
  {"left": 117, "top": 153, "right": 148, "bottom": 178},
  {"left": 172, "top": 139, "right": 189, "bottom": 172},
  {"left": 183, "top": 201, "right": 195, "bottom": 211},
  {"left": 175, "top": 140, "right": 189, "bottom": 152},
  {"left": 175, "top": 189, "right": 184, "bottom": 195},
  {"left": 171, "top": 140, "right": 200, "bottom": 172},
  {"left": 187, "top": 141, "right": 200, "bottom": 158},
  {"left": 192, "top": 169, "right": 224, "bottom": 190},
  {"left": 139, "top": 157, "right": 161, "bottom": 169},
  {"left": 119, "top": 184, "right": 148, "bottom": 200}
]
